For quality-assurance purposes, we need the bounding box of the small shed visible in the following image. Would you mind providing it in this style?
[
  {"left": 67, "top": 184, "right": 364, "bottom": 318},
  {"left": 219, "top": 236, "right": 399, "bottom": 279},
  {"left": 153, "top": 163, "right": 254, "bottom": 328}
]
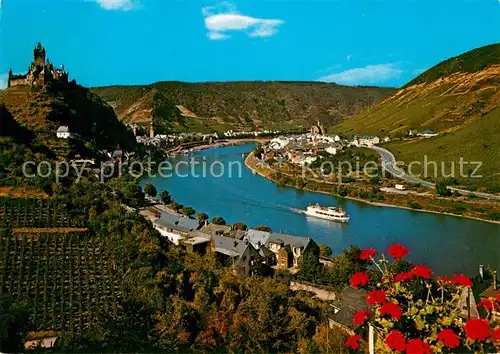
[{"left": 56, "top": 126, "right": 71, "bottom": 139}]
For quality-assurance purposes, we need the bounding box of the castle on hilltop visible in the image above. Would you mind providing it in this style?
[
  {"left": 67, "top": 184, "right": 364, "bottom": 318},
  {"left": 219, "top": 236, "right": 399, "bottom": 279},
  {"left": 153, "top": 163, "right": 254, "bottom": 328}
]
[{"left": 8, "top": 42, "right": 69, "bottom": 88}]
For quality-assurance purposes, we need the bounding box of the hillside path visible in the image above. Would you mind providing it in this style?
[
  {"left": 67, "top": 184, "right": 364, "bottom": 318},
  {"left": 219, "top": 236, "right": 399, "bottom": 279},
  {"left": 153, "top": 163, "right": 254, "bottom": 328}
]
[{"left": 289, "top": 281, "right": 336, "bottom": 301}]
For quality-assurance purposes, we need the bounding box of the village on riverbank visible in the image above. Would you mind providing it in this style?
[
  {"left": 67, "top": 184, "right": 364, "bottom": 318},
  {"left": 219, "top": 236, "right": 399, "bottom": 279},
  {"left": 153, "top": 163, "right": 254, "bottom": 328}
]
[{"left": 237, "top": 123, "right": 500, "bottom": 224}]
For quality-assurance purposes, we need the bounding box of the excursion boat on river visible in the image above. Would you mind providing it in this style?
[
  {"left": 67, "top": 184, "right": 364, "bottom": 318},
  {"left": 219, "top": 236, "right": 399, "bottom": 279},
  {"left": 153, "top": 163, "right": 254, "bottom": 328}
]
[{"left": 305, "top": 204, "right": 350, "bottom": 223}]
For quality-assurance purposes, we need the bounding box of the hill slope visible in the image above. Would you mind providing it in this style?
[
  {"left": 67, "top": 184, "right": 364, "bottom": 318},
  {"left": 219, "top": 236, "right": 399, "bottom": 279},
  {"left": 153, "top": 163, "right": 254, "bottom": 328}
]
[
  {"left": 337, "top": 43, "right": 500, "bottom": 191},
  {"left": 0, "top": 82, "right": 136, "bottom": 158},
  {"left": 91, "top": 82, "right": 395, "bottom": 133}
]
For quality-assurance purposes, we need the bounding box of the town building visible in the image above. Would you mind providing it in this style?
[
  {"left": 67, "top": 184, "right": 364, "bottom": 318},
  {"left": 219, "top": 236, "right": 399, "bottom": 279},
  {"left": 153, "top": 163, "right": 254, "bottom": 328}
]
[
  {"left": 269, "top": 136, "right": 290, "bottom": 150},
  {"left": 152, "top": 213, "right": 201, "bottom": 245},
  {"left": 8, "top": 43, "right": 68, "bottom": 88},
  {"left": 267, "top": 232, "right": 319, "bottom": 268},
  {"left": 24, "top": 337, "right": 58, "bottom": 351},
  {"left": 357, "top": 136, "right": 380, "bottom": 147},
  {"left": 241, "top": 229, "right": 319, "bottom": 269},
  {"left": 325, "top": 146, "right": 337, "bottom": 155},
  {"left": 329, "top": 287, "right": 369, "bottom": 334},
  {"left": 310, "top": 120, "right": 326, "bottom": 136},
  {"left": 181, "top": 231, "right": 212, "bottom": 254},
  {"left": 56, "top": 126, "right": 71, "bottom": 139},
  {"left": 238, "top": 229, "right": 276, "bottom": 266},
  {"left": 200, "top": 223, "right": 232, "bottom": 237},
  {"left": 211, "top": 235, "right": 263, "bottom": 276},
  {"left": 419, "top": 130, "right": 438, "bottom": 138}
]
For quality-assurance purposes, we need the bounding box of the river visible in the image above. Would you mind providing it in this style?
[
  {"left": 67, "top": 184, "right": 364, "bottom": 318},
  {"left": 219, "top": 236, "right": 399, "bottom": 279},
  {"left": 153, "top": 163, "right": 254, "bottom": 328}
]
[{"left": 142, "top": 143, "right": 500, "bottom": 276}]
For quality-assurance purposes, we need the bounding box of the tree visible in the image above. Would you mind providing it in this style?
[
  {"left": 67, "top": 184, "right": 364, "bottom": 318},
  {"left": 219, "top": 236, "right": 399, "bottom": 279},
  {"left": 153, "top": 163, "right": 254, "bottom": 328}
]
[
  {"left": 297, "top": 249, "right": 322, "bottom": 283},
  {"left": 343, "top": 245, "right": 368, "bottom": 274},
  {"left": 211, "top": 216, "right": 226, "bottom": 225},
  {"left": 0, "top": 296, "right": 29, "bottom": 353},
  {"left": 232, "top": 222, "right": 247, "bottom": 231},
  {"left": 254, "top": 146, "right": 264, "bottom": 159},
  {"left": 181, "top": 207, "right": 195, "bottom": 217},
  {"left": 255, "top": 225, "right": 273, "bottom": 232},
  {"left": 319, "top": 244, "right": 332, "bottom": 258},
  {"left": 144, "top": 183, "right": 157, "bottom": 198},
  {"left": 159, "top": 190, "right": 172, "bottom": 205},
  {"left": 171, "top": 202, "right": 183, "bottom": 212},
  {"left": 436, "top": 180, "right": 452, "bottom": 197},
  {"left": 197, "top": 213, "right": 209, "bottom": 222}
]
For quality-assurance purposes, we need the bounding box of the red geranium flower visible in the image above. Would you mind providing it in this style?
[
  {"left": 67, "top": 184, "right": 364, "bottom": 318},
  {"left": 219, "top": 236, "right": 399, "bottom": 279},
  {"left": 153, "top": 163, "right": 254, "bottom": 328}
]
[
  {"left": 387, "top": 243, "right": 409, "bottom": 260},
  {"left": 492, "top": 328, "right": 500, "bottom": 342},
  {"left": 405, "top": 338, "right": 431, "bottom": 354},
  {"left": 345, "top": 334, "right": 360, "bottom": 350},
  {"left": 437, "top": 329, "right": 460, "bottom": 349},
  {"left": 353, "top": 310, "right": 370, "bottom": 326},
  {"left": 380, "top": 302, "right": 403, "bottom": 320},
  {"left": 385, "top": 330, "right": 406, "bottom": 352},
  {"left": 464, "top": 318, "right": 491, "bottom": 341},
  {"left": 411, "top": 265, "right": 433, "bottom": 279},
  {"left": 366, "top": 289, "right": 386, "bottom": 306},
  {"left": 478, "top": 298, "right": 494, "bottom": 311},
  {"left": 394, "top": 272, "right": 413, "bottom": 283},
  {"left": 452, "top": 273, "right": 473, "bottom": 287},
  {"left": 360, "top": 248, "right": 377, "bottom": 260},
  {"left": 437, "top": 276, "right": 451, "bottom": 284},
  {"left": 350, "top": 272, "right": 369, "bottom": 288}
]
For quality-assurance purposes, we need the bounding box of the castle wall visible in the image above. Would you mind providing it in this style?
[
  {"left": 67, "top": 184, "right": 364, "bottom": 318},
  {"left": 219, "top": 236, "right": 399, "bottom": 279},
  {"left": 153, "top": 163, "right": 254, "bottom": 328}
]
[{"left": 8, "top": 78, "right": 28, "bottom": 87}]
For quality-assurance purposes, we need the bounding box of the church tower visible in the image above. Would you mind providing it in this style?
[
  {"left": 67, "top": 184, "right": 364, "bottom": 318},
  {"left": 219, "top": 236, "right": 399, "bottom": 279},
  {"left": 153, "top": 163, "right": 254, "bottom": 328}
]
[
  {"left": 149, "top": 122, "right": 155, "bottom": 139},
  {"left": 33, "top": 42, "right": 46, "bottom": 67}
]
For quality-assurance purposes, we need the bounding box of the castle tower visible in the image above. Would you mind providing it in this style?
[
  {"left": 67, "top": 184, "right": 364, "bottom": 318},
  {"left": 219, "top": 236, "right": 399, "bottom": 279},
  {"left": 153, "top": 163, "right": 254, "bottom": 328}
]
[
  {"left": 149, "top": 122, "right": 155, "bottom": 139},
  {"left": 7, "top": 69, "right": 12, "bottom": 88},
  {"left": 33, "top": 42, "right": 46, "bottom": 67}
]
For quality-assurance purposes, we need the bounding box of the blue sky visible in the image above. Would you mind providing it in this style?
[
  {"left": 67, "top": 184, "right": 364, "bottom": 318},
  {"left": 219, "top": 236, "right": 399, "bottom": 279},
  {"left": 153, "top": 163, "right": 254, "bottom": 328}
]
[{"left": 0, "top": 0, "right": 498, "bottom": 88}]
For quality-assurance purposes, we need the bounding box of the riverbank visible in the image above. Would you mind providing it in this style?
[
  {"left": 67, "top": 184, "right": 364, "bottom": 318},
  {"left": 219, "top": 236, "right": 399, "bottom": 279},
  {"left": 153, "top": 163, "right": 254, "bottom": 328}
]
[
  {"left": 244, "top": 152, "right": 500, "bottom": 225},
  {"left": 167, "top": 138, "right": 270, "bottom": 155}
]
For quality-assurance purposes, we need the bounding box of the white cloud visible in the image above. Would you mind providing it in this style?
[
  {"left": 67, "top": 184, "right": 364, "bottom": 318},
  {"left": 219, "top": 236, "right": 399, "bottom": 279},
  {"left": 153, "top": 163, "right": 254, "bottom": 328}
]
[
  {"left": 202, "top": 2, "right": 284, "bottom": 40},
  {"left": 346, "top": 54, "right": 352, "bottom": 62},
  {"left": 93, "top": 0, "right": 135, "bottom": 11},
  {"left": 317, "top": 63, "right": 402, "bottom": 86},
  {"left": 208, "top": 31, "right": 230, "bottom": 40}
]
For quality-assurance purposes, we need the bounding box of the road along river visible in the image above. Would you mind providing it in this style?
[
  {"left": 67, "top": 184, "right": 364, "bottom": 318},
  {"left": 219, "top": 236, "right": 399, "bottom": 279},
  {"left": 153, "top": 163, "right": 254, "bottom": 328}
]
[{"left": 142, "top": 143, "right": 500, "bottom": 276}]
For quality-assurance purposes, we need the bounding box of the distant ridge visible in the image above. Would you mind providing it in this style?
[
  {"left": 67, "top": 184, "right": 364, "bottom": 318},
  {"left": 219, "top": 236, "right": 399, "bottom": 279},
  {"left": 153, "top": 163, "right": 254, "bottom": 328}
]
[{"left": 91, "top": 81, "right": 395, "bottom": 133}]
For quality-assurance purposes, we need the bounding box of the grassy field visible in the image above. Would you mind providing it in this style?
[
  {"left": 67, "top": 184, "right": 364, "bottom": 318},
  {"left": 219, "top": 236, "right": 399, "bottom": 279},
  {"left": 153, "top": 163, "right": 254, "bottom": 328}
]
[{"left": 91, "top": 81, "right": 394, "bottom": 133}]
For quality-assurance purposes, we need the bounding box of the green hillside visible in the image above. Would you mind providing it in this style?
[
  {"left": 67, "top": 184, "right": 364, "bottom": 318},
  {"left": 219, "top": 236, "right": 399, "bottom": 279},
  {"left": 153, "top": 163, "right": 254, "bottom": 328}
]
[
  {"left": 0, "top": 82, "right": 136, "bottom": 158},
  {"left": 91, "top": 81, "right": 395, "bottom": 133},
  {"left": 405, "top": 43, "right": 500, "bottom": 87},
  {"left": 336, "top": 43, "right": 500, "bottom": 191}
]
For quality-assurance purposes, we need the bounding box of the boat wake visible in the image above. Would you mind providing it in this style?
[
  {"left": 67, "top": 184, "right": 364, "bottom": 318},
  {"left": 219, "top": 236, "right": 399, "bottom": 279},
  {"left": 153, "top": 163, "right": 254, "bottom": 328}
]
[{"left": 287, "top": 207, "right": 306, "bottom": 215}]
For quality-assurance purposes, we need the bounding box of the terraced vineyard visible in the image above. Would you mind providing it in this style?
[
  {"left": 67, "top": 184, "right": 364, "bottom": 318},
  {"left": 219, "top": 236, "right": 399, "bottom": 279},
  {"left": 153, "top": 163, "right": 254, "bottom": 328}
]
[
  {"left": 0, "top": 231, "right": 124, "bottom": 331},
  {"left": 0, "top": 198, "right": 85, "bottom": 228}
]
